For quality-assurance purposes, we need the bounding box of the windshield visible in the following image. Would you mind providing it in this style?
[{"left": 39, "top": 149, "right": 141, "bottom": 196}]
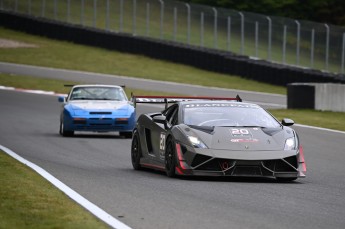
[
  {"left": 183, "top": 103, "right": 280, "bottom": 128},
  {"left": 69, "top": 87, "right": 127, "bottom": 101}
]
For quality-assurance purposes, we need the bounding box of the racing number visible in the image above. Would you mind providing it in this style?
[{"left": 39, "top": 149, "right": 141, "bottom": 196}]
[
  {"left": 160, "top": 133, "right": 166, "bottom": 151},
  {"left": 231, "top": 128, "right": 250, "bottom": 136}
]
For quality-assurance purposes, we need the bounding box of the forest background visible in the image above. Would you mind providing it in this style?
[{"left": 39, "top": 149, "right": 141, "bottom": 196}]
[{"left": 182, "top": 0, "right": 345, "bottom": 26}]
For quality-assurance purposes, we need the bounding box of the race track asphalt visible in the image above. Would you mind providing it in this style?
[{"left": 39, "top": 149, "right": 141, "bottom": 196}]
[{"left": 1, "top": 88, "right": 345, "bottom": 229}]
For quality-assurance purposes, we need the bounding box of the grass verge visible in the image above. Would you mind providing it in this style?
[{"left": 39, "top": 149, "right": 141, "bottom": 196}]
[
  {"left": 269, "top": 109, "right": 345, "bottom": 132},
  {"left": 0, "top": 151, "right": 109, "bottom": 229},
  {"left": 0, "top": 73, "right": 183, "bottom": 97},
  {"left": 0, "top": 27, "right": 286, "bottom": 95}
]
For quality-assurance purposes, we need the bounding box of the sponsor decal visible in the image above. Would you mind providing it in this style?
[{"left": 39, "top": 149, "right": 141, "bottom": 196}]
[
  {"left": 159, "top": 132, "right": 166, "bottom": 158},
  {"left": 136, "top": 98, "right": 189, "bottom": 103},
  {"left": 230, "top": 139, "right": 259, "bottom": 143},
  {"left": 184, "top": 103, "right": 259, "bottom": 108},
  {"left": 230, "top": 128, "right": 258, "bottom": 143},
  {"left": 230, "top": 128, "right": 251, "bottom": 137}
]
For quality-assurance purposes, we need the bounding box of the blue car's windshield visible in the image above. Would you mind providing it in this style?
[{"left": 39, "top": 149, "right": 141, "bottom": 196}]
[
  {"left": 183, "top": 103, "right": 280, "bottom": 128},
  {"left": 69, "top": 87, "right": 127, "bottom": 101}
]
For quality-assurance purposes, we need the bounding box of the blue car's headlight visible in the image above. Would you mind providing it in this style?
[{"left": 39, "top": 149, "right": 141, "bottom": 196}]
[
  {"left": 64, "top": 108, "right": 74, "bottom": 117},
  {"left": 284, "top": 137, "right": 296, "bottom": 150},
  {"left": 187, "top": 135, "right": 208, "bottom": 149},
  {"left": 74, "top": 110, "right": 88, "bottom": 115}
]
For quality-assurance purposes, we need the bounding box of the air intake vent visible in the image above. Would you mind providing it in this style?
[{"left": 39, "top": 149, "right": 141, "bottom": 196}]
[
  {"left": 115, "top": 120, "right": 128, "bottom": 125},
  {"left": 90, "top": 112, "right": 112, "bottom": 115},
  {"left": 191, "top": 154, "right": 212, "bottom": 167},
  {"left": 90, "top": 118, "right": 112, "bottom": 120}
]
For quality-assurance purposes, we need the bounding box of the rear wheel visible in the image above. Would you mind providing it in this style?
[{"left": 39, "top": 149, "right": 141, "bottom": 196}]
[
  {"left": 131, "top": 130, "right": 142, "bottom": 170},
  {"left": 120, "top": 131, "right": 132, "bottom": 138},
  {"left": 59, "top": 121, "right": 74, "bottom": 137},
  {"left": 165, "top": 138, "right": 176, "bottom": 178}
]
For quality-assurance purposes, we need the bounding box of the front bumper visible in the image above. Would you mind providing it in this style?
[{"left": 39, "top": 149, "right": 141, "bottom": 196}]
[
  {"left": 63, "top": 113, "right": 135, "bottom": 132},
  {"left": 175, "top": 145, "right": 306, "bottom": 178},
  {"left": 177, "top": 157, "right": 299, "bottom": 178}
]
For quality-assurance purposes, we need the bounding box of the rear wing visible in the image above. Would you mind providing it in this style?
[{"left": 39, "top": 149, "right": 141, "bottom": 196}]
[{"left": 131, "top": 95, "right": 242, "bottom": 108}]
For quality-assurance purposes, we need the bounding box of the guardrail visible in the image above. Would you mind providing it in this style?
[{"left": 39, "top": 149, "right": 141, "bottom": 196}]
[
  {"left": 288, "top": 83, "right": 345, "bottom": 112},
  {"left": 1, "top": 0, "right": 345, "bottom": 76}
]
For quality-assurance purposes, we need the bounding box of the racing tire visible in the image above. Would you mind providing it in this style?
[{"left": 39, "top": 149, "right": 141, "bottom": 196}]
[
  {"left": 120, "top": 131, "right": 133, "bottom": 139},
  {"left": 59, "top": 121, "right": 74, "bottom": 137},
  {"left": 165, "top": 137, "right": 176, "bottom": 178},
  {"left": 131, "top": 130, "right": 142, "bottom": 170},
  {"left": 276, "top": 177, "right": 298, "bottom": 182}
]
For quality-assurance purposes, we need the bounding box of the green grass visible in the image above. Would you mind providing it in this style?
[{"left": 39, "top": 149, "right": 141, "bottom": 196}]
[
  {"left": 0, "top": 151, "right": 109, "bottom": 229},
  {"left": 0, "top": 27, "right": 286, "bottom": 95},
  {"left": 269, "top": 109, "right": 345, "bottom": 132},
  {"left": 0, "top": 73, "right": 183, "bottom": 97},
  {"left": 0, "top": 73, "right": 77, "bottom": 94}
]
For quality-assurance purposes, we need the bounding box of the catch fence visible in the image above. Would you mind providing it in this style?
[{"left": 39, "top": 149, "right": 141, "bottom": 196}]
[{"left": 1, "top": 0, "right": 345, "bottom": 75}]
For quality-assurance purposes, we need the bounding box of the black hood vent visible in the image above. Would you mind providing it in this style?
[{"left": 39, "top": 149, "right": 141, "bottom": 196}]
[
  {"left": 261, "top": 127, "right": 282, "bottom": 136},
  {"left": 188, "top": 125, "right": 214, "bottom": 134}
]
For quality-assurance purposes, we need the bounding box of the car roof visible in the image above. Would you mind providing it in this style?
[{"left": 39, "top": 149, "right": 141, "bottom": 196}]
[{"left": 71, "top": 84, "right": 123, "bottom": 89}]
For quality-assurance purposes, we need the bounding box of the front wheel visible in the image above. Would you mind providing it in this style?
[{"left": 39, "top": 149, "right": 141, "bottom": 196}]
[
  {"left": 165, "top": 138, "right": 176, "bottom": 178},
  {"left": 59, "top": 121, "right": 74, "bottom": 137},
  {"left": 120, "top": 131, "right": 132, "bottom": 139},
  {"left": 131, "top": 130, "right": 142, "bottom": 170}
]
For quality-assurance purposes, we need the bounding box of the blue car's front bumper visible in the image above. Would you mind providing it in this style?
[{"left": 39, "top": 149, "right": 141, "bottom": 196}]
[{"left": 63, "top": 110, "right": 135, "bottom": 132}]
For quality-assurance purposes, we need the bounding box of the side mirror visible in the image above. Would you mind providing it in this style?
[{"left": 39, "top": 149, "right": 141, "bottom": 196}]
[
  {"left": 153, "top": 115, "right": 166, "bottom": 124},
  {"left": 58, "top": 96, "right": 66, "bottom": 103},
  {"left": 282, "top": 118, "right": 294, "bottom": 126}
]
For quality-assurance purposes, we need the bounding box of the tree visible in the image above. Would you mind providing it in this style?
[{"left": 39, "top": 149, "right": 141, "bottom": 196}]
[{"left": 181, "top": 0, "right": 345, "bottom": 25}]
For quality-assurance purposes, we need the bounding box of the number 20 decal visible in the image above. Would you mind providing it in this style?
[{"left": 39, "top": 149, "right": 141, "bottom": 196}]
[
  {"left": 231, "top": 128, "right": 250, "bottom": 136},
  {"left": 160, "top": 133, "right": 166, "bottom": 151}
]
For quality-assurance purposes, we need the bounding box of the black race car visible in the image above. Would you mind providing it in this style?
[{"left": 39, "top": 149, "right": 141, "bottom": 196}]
[{"left": 131, "top": 96, "right": 306, "bottom": 181}]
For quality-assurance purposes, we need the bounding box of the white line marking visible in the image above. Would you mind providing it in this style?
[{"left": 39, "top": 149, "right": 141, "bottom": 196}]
[
  {"left": 0, "top": 85, "right": 67, "bottom": 97},
  {"left": 295, "top": 124, "right": 345, "bottom": 135},
  {"left": 0, "top": 145, "right": 132, "bottom": 229}
]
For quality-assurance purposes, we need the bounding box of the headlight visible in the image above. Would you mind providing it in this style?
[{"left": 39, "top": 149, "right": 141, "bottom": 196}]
[
  {"left": 284, "top": 137, "right": 295, "bottom": 150},
  {"left": 187, "top": 136, "right": 208, "bottom": 148},
  {"left": 64, "top": 108, "right": 74, "bottom": 116}
]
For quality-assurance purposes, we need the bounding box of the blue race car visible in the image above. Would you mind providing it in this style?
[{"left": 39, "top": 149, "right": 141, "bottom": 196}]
[{"left": 58, "top": 85, "right": 135, "bottom": 138}]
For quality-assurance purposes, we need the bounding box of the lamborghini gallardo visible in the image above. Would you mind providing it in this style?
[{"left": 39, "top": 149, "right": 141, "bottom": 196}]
[{"left": 131, "top": 96, "right": 306, "bottom": 181}]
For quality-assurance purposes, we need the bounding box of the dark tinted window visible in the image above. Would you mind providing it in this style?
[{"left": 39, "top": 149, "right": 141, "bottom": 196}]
[
  {"left": 163, "top": 104, "right": 178, "bottom": 125},
  {"left": 183, "top": 103, "right": 280, "bottom": 128},
  {"left": 69, "top": 87, "right": 127, "bottom": 101}
]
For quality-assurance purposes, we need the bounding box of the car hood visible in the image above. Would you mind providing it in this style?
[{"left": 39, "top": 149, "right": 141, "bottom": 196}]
[
  {"left": 66, "top": 101, "right": 131, "bottom": 115},
  {"left": 69, "top": 101, "right": 129, "bottom": 110},
  {"left": 188, "top": 126, "right": 291, "bottom": 151}
]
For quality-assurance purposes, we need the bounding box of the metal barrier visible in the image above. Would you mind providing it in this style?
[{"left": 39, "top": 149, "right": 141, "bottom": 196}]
[
  {"left": 288, "top": 83, "right": 345, "bottom": 112},
  {"left": 1, "top": 0, "right": 345, "bottom": 76}
]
